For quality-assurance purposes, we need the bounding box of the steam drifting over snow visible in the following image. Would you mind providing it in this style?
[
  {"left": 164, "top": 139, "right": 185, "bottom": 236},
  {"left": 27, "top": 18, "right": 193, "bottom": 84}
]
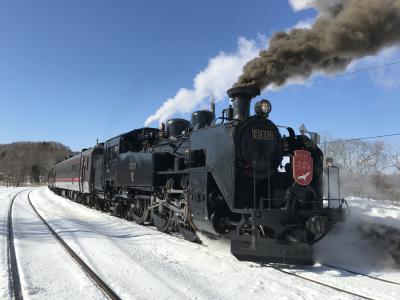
[{"left": 315, "top": 197, "right": 400, "bottom": 274}]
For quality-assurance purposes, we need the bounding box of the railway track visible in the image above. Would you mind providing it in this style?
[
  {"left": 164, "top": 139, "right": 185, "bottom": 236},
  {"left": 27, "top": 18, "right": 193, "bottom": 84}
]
[
  {"left": 7, "top": 189, "right": 121, "bottom": 300},
  {"left": 321, "top": 263, "right": 400, "bottom": 286},
  {"left": 7, "top": 189, "right": 27, "bottom": 300},
  {"left": 265, "top": 262, "right": 400, "bottom": 300},
  {"left": 268, "top": 265, "right": 375, "bottom": 300},
  {"left": 26, "top": 191, "right": 121, "bottom": 300}
]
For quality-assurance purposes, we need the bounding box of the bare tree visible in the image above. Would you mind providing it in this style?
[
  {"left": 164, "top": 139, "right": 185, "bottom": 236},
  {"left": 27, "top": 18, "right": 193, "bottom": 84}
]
[
  {"left": 388, "top": 150, "right": 400, "bottom": 173},
  {"left": 323, "top": 139, "right": 386, "bottom": 176},
  {"left": 321, "top": 135, "right": 400, "bottom": 201}
]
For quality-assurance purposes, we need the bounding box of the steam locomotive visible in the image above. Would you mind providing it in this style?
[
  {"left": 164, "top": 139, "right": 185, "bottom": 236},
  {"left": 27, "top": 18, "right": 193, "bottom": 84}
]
[{"left": 48, "top": 86, "right": 344, "bottom": 264}]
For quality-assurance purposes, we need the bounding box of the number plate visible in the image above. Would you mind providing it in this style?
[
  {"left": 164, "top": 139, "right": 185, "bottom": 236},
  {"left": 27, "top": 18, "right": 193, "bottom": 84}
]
[{"left": 252, "top": 129, "right": 273, "bottom": 140}]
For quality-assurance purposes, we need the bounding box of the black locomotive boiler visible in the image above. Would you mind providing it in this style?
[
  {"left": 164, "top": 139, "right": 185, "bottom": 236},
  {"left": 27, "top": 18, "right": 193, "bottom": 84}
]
[{"left": 49, "top": 86, "right": 344, "bottom": 264}]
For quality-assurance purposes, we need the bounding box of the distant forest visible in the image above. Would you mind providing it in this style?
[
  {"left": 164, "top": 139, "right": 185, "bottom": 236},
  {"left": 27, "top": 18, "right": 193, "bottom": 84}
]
[{"left": 0, "top": 141, "right": 73, "bottom": 186}]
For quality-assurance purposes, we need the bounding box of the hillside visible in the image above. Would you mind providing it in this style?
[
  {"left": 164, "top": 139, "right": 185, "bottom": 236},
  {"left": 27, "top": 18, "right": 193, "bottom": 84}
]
[{"left": 0, "top": 141, "right": 73, "bottom": 185}]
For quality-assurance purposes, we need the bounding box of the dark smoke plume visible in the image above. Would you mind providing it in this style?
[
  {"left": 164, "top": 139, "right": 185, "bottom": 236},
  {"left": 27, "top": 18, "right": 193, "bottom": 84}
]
[{"left": 236, "top": 0, "right": 400, "bottom": 89}]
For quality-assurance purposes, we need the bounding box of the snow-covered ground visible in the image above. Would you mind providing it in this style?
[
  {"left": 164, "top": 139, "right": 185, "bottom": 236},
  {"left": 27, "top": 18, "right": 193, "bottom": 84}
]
[{"left": 1, "top": 186, "right": 400, "bottom": 299}]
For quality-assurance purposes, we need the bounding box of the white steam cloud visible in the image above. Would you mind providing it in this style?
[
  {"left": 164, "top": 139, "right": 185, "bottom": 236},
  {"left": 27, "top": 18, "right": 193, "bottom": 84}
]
[
  {"left": 144, "top": 1, "right": 330, "bottom": 126},
  {"left": 144, "top": 24, "right": 314, "bottom": 126},
  {"left": 289, "top": 0, "right": 344, "bottom": 14},
  {"left": 144, "top": 37, "right": 266, "bottom": 126},
  {"left": 146, "top": 0, "right": 400, "bottom": 125}
]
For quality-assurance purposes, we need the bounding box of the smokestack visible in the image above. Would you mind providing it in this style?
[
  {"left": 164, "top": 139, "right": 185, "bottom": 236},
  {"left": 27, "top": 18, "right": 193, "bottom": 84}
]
[
  {"left": 227, "top": 85, "right": 260, "bottom": 120},
  {"left": 235, "top": 0, "right": 400, "bottom": 90},
  {"left": 210, "top": 95, "right": 216, "bottom": 115}
]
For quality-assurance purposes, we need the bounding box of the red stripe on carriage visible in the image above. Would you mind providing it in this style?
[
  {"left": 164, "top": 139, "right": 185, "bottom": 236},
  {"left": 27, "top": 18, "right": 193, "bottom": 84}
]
[{"left": 55, "top": 177, "right": 81, "bottom": 182}]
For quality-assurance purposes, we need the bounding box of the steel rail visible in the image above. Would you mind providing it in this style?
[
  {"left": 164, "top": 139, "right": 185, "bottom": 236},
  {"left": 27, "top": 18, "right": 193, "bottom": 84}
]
[
  {"left": 321, "top": 263, "right": 400, "bottom": 286},
  {"left": 7, "top": 189, "right": 28, "bottom": 300},
  {"left": 27, "top": 191, "right": 121, "bottom": 300},
  {"left": 267, "top": 265, "right": 375, "bottom": 300}
]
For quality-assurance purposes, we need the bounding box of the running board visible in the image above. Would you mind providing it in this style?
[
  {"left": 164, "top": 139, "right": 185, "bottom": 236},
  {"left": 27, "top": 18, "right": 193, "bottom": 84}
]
[{"left": 231, "top": 235, "right": 313, "bottom": 265}]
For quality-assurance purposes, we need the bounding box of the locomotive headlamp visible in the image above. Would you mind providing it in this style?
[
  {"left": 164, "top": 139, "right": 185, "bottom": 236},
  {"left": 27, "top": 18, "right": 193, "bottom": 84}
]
[{"left": 254, "top": 99, "right": 272, "bottom": 116}]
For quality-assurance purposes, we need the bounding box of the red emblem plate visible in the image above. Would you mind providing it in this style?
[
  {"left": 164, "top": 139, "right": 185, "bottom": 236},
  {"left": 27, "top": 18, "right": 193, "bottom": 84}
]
[{"left": 292, "top": 150, "right": 313, "bottom": 186}]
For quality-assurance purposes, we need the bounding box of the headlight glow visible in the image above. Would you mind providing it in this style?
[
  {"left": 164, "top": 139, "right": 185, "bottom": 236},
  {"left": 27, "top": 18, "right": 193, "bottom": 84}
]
[{"left": 254, "top": 99, "right": 272, "bottom": 116}]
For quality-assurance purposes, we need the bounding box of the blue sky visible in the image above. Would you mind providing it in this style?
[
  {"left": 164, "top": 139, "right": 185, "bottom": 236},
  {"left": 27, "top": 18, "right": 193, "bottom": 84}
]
[{"left": 0, "top": 0, "right": 399, "bottom": 151}]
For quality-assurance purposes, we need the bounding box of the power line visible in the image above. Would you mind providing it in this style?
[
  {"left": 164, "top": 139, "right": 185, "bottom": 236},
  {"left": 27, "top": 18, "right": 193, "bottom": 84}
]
[
  {"left": 335, "top": 60, "right": 400, "bottom": 78},
  {"left": 320, "top": 133, "right": 400, "bottom": 145},
  {"left": 314, "top": 61, "right": 400, "bottom": 145},
  {"left": 314, "top": 60, "right": 400, "bottom": 81}
]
